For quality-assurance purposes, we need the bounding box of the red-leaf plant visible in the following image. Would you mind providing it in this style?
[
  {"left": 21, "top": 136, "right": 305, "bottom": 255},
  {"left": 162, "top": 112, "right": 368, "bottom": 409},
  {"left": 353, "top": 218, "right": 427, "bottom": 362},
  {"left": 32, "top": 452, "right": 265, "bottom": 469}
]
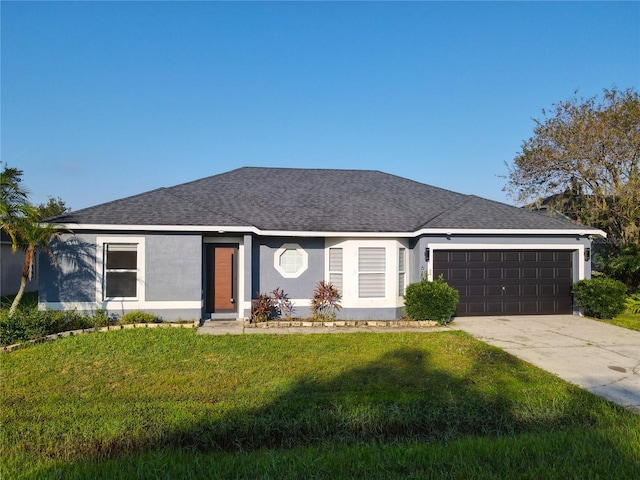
[{"left": 311, "top": 280, "right": 342, "bottom": 321}]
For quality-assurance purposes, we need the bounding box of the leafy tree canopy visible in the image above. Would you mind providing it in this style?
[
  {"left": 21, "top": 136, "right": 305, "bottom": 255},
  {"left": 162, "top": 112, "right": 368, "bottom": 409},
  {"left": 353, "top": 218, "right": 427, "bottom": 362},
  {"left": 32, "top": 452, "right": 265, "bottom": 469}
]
[
  {"left": 504, "top": 87, "right": 640, "bottom": 246},
  {"left": 36, "top": 196, "right": 71, "bottom": 220}
]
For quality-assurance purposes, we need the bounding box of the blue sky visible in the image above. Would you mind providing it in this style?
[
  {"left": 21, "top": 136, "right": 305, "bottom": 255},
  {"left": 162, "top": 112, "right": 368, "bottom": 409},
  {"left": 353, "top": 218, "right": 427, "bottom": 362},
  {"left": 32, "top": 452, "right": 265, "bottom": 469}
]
[{"left": 2, "top": 1, "right": 638, "bottom": 211}]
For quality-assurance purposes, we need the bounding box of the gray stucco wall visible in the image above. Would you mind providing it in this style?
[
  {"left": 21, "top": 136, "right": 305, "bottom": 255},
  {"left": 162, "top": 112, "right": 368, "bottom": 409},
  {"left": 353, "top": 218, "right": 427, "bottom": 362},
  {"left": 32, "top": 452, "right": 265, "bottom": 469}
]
[
  {"left": 39, "top": 232, "right": 203, "bottom": 320},
  {"left": 145, "top": 234, "right": 201, "bottom": 301},
  {"left": 252, "top": 237, "right": 325, "bottom": 300},
  {"left": 1, "top": 244, "right": 38, "bottom": 296},
  {"left": 39, "top": 233, "right": 97, "bottom": 303}
]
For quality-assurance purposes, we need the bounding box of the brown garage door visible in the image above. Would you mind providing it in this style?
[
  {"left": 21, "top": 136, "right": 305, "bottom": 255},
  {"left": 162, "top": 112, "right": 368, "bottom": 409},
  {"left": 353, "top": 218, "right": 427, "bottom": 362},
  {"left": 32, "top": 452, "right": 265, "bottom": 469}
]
[{"left": 433, "top": 250, "right": 574, "bottom": 316}]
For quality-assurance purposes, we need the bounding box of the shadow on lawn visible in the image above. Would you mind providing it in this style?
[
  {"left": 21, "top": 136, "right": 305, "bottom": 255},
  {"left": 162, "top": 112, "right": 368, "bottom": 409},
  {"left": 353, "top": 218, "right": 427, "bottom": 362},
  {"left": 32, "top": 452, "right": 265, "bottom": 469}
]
[
  {"left": 161, "top": 346, "right": 614, "bottom": 451},
  {"left": 33, "top": 343, "right": 639, "bottom": 477}
]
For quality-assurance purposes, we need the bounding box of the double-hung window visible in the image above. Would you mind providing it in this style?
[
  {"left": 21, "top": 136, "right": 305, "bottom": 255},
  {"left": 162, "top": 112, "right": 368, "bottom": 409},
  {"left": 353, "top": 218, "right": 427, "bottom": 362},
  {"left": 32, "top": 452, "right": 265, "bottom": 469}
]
[
  {"left": 104, "top": 243, "right": 138, "bottom": 299},
  {"left": 358, "top": 247, "right": 386, "bottom": 298}
]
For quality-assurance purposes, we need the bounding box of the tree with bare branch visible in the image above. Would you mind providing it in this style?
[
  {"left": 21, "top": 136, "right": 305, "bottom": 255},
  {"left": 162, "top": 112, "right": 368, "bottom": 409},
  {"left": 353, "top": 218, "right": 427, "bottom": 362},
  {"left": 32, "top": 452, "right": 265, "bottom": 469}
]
[{"left": 504, "top": 87, "right": 640, "bottom": 246}]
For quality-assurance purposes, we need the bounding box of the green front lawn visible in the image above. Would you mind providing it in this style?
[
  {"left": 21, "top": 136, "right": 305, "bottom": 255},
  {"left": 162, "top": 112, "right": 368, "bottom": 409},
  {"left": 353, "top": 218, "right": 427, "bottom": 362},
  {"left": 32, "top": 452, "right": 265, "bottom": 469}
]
[
  {"left": 607, "top": 312, "right": 640, "bottom": 332},
  {"left": 2, "top": 329, "right": 639, "bottom": 479}
]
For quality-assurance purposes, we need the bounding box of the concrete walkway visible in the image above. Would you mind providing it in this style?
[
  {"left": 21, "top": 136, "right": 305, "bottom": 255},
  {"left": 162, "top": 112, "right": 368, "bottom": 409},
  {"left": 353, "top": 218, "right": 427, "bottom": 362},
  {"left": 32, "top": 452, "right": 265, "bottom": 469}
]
[
  {"left": 450, "top": 315, "right": 640, "bottom": 412},
  {"left": 197, "top": 315, "right": 640, "bottom": 412}
]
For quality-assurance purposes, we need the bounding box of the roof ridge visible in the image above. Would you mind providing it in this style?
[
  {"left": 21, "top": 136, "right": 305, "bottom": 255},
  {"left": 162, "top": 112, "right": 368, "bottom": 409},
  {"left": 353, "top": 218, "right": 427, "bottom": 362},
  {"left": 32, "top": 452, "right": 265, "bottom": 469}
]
[{"left": 414, "top": 195, "right": 474, "bottom": 229}]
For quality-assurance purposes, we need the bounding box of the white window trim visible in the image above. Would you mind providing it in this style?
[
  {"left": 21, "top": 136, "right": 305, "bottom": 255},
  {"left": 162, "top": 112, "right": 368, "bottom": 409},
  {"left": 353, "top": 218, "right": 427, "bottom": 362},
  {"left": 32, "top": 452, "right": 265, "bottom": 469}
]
[
  {"left": 325, "top": 238, "right": 408, "bottom": 309},
  {"left": 274, "top": 243, "right": 308, "bottom": 278},
  {"left": 96, "top": 237, "right": 146, "bottom": 304}
]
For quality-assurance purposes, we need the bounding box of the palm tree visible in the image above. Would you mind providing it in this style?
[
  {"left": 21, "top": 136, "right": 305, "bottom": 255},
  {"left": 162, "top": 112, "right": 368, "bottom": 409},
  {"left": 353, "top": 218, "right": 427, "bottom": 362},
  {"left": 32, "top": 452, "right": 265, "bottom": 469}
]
[
  {"left": 1, "top": 165, "right": 30, "bottom": 250},
  {"left": 8, "top": 208, "right": 66, "bottom": 317}
]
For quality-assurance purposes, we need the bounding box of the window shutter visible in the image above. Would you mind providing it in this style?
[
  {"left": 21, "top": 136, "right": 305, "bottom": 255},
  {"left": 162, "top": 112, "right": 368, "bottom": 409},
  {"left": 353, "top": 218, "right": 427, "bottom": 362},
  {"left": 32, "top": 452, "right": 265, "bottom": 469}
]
[
  {"left": 329, "top": 248, "right": 343, "bottom": 271},
  {"left": 329, "top": 248, "right": 343, "bottom": 293},
  {"left": 358, "top": 247, "right": 385, "bottom": 298},
  {"left": 398, "top": 248, "right": 406, "bottom": 296}
]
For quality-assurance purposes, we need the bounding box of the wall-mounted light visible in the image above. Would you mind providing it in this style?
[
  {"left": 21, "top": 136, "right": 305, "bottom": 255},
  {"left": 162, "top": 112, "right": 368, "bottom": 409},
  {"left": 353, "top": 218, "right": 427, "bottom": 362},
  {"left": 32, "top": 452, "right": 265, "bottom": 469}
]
[
  {"left": 584, "top": 248, "right": 591, "bottom": 261},
  {"left": 424, "top": 247, "right": 430, "bottom": 262}
]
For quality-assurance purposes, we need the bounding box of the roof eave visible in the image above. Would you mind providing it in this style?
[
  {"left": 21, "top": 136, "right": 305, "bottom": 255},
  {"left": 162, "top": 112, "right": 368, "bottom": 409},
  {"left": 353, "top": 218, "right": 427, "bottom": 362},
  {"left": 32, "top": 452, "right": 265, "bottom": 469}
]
[{"left": 52, "top": 223, "right": 608, "bottom": 239}]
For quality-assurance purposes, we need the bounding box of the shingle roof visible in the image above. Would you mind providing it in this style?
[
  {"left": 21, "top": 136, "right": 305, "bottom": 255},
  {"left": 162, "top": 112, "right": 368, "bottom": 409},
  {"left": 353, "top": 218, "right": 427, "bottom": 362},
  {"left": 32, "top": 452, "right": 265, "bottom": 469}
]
[{"left": 51, "top": 167, "right": 595, "bottom": 233}]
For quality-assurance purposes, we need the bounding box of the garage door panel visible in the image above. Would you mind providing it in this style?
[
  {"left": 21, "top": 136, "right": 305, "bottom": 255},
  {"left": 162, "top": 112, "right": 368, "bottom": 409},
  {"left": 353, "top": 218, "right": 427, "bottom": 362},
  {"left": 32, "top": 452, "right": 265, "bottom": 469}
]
[
  {"left": 486, "top": 251, "right": 502, "bottom": 262},
  {"left": 540, "top": 268, "right": 555, "bottom": 278},
  {"left": 468, "top": 251, "right": 484, "bottom": 262},
  {"left": 468, "top": 285, "right": 485, "bottom": 296},
  {"left": 557, "top": 268, "right": 572, "bottom": 279},
  {"left": 557, "top": 297, "right": 573, "bottom": 311},
  {"left": 505, "top": 269, "right": 520, "bottom": 278},
  {"left": 486, "top": 285, "right": 502, "bottom": 296},
  {"left": 504, "top": 285, "right": 519, "bottom": 296},
  {"left": 538, "top": 284, "right": 555, "bottom": 295},
  {"left": 433, "top": 249, "right": 574, "bottom": 316},
  {"left": 451, "top": 251, "right": 467, "bottom": 262},
  {"left": 469, "top": 268, "right": 485, "bottom": 279},
  {"left": 504, "top": 251, "right": 520, "bottom": 261},
  {"left": 450, "top": 269, "right": 467, "bottom": 279},
  {"left": 538, "top": 300, "right": 557, "bottom": 314},
  {"left": 455, "top": 285, "right": 468, "bottom": 296},
  {"left": 539, "top": 251, "right": 555, "bottom": 262},
  {"left": 487, "top": 268, "right": 502, "bottom": 279}
]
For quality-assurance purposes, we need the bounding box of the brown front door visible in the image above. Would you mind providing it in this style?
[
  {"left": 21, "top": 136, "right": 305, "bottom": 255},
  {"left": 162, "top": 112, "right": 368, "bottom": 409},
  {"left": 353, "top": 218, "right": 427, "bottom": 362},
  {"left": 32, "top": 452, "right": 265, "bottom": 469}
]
[{"left": 206, "top": 245, "right": 238, "bottom": 313}]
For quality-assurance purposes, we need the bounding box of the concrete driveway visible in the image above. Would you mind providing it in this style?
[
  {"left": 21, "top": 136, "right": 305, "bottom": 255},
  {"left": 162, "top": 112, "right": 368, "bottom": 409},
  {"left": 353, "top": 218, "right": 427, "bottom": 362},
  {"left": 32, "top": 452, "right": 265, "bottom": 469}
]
[{"left": 449, "top": 315, "right": 640, "bottom": 412}]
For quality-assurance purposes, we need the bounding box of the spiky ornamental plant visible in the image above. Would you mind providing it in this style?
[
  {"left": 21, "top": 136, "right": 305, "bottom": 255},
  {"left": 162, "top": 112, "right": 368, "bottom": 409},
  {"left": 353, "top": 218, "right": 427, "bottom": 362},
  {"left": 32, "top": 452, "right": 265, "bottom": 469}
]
[
  {"left": 271, "top": 287, "right": 294, "bottom": 320},
  {"left": 311, "top": 280, "right": 341, "bottom": 321}
]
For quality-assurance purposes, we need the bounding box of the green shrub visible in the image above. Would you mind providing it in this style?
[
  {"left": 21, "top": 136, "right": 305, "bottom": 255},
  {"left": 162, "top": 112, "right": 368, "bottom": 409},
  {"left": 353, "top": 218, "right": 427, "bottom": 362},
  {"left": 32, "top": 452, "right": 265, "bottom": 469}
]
[
  {"left": 0, "top": 309, "right": 115, "bottom": 346},
  {"left": 404, "top": 275, "right": 459, "bottom": 324},
  {"left": 118, "top": 310, "right": 161, "bottom": 324},
  {"left": 624, "top": 293, "right": 640, "bottom": 314},
  {"left": 573, "top": 277, "right": 627, "bottom": 319}
]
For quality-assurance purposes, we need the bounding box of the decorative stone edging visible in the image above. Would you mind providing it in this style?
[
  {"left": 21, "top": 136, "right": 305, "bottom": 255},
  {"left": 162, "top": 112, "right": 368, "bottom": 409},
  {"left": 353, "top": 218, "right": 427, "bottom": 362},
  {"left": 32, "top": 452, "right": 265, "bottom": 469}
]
[
  {"left": 1, "top": 320, "right": 200, "bottom": 353},
  {"left": 244, "top": 319, "right": 440, "bottom": 329}
]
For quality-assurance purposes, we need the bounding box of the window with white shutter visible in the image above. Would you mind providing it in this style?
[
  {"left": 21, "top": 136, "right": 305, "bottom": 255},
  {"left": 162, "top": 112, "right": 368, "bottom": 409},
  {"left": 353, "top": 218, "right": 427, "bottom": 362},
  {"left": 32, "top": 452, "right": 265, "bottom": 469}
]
[
  {"left": 358, "top": 247, "right": 385, "bottom": 298},
  {"left": 329, "top": 247, "right": 343, "bottom": 293},
  {"left": 398, "top": 248, "right": 406, "bottom": 296}
]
